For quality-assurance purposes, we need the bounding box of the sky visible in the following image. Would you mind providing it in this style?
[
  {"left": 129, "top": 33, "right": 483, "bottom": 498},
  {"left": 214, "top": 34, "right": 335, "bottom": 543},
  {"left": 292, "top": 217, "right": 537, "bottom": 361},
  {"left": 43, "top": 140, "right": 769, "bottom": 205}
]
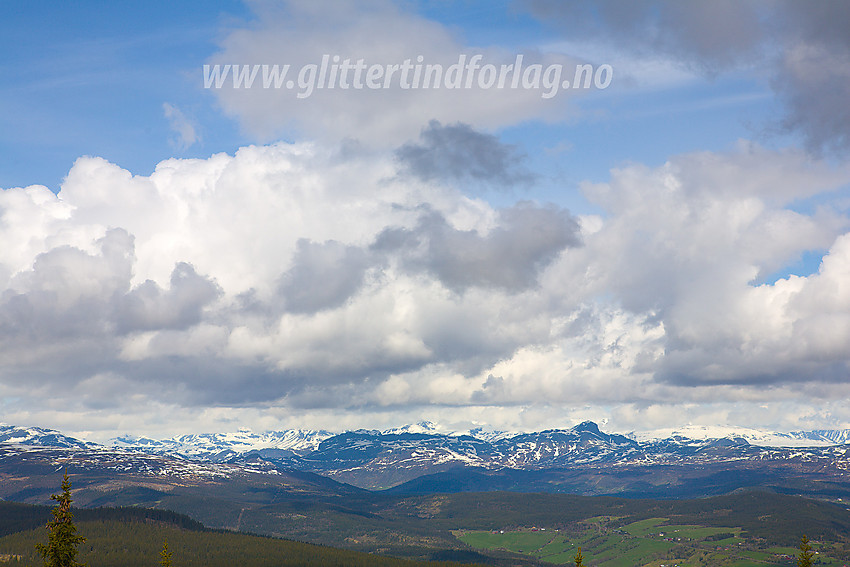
[{"left": 2, "top": 0, "right": 850, "bottom": 442}]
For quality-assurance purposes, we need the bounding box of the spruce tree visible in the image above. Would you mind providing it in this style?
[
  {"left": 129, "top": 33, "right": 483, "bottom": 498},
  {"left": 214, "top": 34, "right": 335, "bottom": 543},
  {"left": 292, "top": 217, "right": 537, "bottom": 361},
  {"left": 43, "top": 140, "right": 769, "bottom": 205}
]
[
  {"left": 797, "top": 535, "right": 814, "bottom": 567},
  {"left": 35, "top": 470, "right": 86, "bottom": 567},
  {"left": 160, "top": 540, "right": 173, "bottom": 567},
  {"left": 574, "top": 546, "right": 585, "bottom": 566}
]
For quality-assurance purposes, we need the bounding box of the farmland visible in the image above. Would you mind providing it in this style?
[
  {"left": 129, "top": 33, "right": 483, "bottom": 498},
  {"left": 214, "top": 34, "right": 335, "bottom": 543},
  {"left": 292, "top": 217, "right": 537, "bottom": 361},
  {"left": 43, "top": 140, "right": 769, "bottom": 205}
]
[{"left": 457, "top": 516, "right": 848, "bottom": 566}]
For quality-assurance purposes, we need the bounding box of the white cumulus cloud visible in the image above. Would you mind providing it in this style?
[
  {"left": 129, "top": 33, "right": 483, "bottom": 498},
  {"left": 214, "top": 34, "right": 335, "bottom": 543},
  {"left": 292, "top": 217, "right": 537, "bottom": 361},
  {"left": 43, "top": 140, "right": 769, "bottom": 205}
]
[{"left": 2, "top": 138, "right": 850, "bottom": 437}]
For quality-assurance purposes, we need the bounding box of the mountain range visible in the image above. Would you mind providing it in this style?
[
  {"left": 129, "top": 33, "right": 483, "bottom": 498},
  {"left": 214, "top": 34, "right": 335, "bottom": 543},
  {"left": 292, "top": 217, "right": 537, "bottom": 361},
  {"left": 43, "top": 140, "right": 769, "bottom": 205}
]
[{"left": 3, "top": 420, "right": 850, "bottom": 494}]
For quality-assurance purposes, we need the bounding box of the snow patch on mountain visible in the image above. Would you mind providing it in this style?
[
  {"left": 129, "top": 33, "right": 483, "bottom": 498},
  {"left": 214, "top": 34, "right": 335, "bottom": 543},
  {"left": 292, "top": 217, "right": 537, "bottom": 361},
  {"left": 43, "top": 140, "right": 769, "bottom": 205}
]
[
  {"left": 381, "top": 421, "right": 442, "bottom": 435},
  {"left": 0, "top": 424, "right": 95, "bottom": 450},
  {"left": 462, "top": 426, "right": 517, "bottom": 442},
  {"left": 634, "top": 424, "right": 849, "bottom": 447},
  {"left": 380, "top": 421, "right": 521, "bottom": 442},
  {"left": 809, "top": 429, "right": 850, "bottom": 444},
  {"left": 108, "top": 428, "right": 334, "bottom": 460}
]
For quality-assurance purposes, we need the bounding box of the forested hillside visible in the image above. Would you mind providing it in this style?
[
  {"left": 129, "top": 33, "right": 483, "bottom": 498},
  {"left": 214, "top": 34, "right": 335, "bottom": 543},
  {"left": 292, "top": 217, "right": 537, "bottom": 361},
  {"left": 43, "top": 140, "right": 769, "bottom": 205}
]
[{"left": 0, "top": 502, "right": 487, "bottom": 567}]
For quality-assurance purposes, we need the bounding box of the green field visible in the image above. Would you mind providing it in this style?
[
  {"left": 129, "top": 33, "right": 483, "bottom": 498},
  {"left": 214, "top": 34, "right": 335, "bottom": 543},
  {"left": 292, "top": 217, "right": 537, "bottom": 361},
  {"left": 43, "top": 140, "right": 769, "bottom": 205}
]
[{"left": 457, "top": 516, "right": 846, "bottom": 566}]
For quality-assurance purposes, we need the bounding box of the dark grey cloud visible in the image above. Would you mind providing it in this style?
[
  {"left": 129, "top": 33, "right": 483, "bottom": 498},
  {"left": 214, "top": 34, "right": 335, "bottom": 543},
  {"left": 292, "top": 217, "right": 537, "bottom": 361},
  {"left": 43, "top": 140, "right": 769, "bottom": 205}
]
[
  {"left": 520, "top": 0, "right": 850, "bottom": 155},
  {"left": 278, "top": 239, "right": 371, "bottom": 313},
  {"left": 520, "top": 0, "right": 765, "bottom": 73},
  {"left": 395, "top": 120, "right": 535, "bottom": 189},
  {"left": 471, "top": 374, "right": 508, "bottom": 403},
  {"left": 0, "top": 230, "right": 133, "bottom": 391},
  {"left": 0, "top": 229, "right": 133, "bottom": 342},
  {"left": 780, "top": 0, "right": 850, "bottom": 48},
  {"left": 116, "top": 355, "right": 297, "bottom": 407},
  {"left": 373, "top": 202, "right": 581, "bottom": 292},
  {"left": 657, "top": 346, "right": 850, "bottom": 389},
  {"left": 115, "top": 262, "right": 221, "bottom": 333},
  {"left": 0, "top": 228, "right": 223, "bottom": 395},
  {"left": 773, "top": 47, "right": 850, "bottom": 155},
  {"left": 0, "top": 229, "right": 221, "bottom": 341},
  {"left": 772, "top": 1, "right": 850, "bottom": 154}
]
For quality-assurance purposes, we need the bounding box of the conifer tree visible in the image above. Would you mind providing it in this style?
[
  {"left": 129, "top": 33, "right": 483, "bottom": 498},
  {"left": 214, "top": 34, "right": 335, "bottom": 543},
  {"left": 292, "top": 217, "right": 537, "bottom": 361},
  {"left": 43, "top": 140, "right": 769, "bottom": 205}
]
[
  {"left": 797, "top": 534, "right": 814, "bottom": 567},
  {"left": 35, "top": 470, "right": 86, "bottom": 567},
  {"left": 159, "top": 540, "right": 173, "bottom": 567},
  {"left": 574, "top": 546, "right": 585, "bottom": 566}
]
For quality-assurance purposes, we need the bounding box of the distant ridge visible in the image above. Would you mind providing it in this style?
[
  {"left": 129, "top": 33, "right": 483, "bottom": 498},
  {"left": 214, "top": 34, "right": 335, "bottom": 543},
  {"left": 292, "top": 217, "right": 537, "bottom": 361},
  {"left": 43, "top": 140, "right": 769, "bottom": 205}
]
[
  {"left": 7, "top": 420, "right": 850, "bottom": 457},
  {"left": 0, "top": 424, "right": 97, "bottom": 450},
  {"left": 6, "top": 420, "right": 850, "bottom": 461},
  {"left": 5, "top": 420, "right": 850, "bottom": 492},
  {"left": 110, "top": 428, "right": 334, "bottom": 460}
]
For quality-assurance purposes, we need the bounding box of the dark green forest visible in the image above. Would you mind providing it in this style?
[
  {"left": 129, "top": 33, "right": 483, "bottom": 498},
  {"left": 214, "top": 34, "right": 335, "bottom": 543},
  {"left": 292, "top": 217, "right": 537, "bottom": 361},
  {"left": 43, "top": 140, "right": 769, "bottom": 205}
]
[{"left": 0, "top": 502, "right": 486, "bottom": 567}]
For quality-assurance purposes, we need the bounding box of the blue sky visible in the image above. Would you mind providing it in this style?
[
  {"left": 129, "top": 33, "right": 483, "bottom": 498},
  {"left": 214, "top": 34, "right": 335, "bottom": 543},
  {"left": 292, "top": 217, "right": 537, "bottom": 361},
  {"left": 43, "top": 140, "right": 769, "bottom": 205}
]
[
  {"left": 1, "top": 1, "right": 251, "bottom": 189},
  {"left": 2, "top": 1, "right": 782, "bottom": 195},
  {"left": 2, "top": 1, "right": 850, "bottom": 440}
]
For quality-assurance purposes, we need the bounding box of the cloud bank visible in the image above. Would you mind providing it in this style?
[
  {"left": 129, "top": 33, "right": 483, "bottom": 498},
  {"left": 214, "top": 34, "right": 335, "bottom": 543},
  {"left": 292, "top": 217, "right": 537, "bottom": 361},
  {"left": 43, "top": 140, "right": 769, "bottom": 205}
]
[{"left": 2, "top": 135, "right": 850, "bottom": 437}]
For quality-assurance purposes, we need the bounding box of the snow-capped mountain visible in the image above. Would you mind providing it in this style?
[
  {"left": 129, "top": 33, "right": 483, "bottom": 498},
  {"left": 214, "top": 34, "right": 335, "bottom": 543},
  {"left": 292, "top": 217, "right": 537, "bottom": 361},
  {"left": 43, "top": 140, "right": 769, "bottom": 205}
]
[
  {"left": 229, "top": 420, "right": 850, "bottom": 488},
  {"left": 491, "top": 421, "right": 639, "bottom": 468},
  {"left": 103, "top": 423, "right": 850, "bottom": 467},
  {"left": 109, "top": 428, "right": 333, "bottom": 461},
  {"left": 0, "top": 424, "right": 96, "bottom": 450},
  {"left": 380, "top": 420, "right": 442, "bottom": 436},
  {"left": 5, "top": 420, "right": 850, "bottom": 491},
  {"left": 98, "top": 420, "right": 649, "bottom": 486},
  {"left": 462, "top": 426, "right": 516, "bottom": 443},
  {"left": 381, "top": 421, "right": 516, "bottom": 442},
  {"left": 634, "top": 424, "right": 850, "bottom": 448},
  {"left": 809, "top": 429, "right": 850, "bottom": 445}
]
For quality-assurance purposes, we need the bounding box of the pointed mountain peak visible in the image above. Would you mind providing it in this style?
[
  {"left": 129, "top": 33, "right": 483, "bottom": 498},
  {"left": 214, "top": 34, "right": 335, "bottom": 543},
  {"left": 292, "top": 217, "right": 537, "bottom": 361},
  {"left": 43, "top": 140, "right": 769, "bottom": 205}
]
[{"left": 572, "top": 420, "right": 601, "bottom": 434}]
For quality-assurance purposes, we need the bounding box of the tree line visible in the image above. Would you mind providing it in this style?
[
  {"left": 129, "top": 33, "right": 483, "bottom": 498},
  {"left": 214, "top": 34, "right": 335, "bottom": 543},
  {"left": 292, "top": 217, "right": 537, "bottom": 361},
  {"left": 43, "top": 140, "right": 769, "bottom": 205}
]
[{"left": 3, "top": 472, "right": 485, "bottom": 567}]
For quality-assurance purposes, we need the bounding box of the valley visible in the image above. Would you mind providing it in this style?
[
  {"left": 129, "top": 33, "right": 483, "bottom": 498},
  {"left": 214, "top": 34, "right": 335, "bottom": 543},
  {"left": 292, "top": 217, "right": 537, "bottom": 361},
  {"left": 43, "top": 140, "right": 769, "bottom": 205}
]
[{"left": 4, "top": 421, "right": 850, "bottom": 565}]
